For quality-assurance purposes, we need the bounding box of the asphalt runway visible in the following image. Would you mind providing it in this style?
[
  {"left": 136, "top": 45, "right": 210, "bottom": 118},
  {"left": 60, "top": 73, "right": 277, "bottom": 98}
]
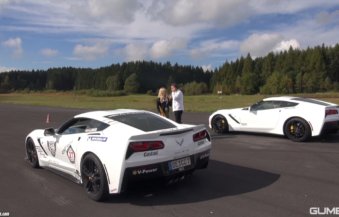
[{"left": 1, "top": 104, "right": 339, "bottom": 217}]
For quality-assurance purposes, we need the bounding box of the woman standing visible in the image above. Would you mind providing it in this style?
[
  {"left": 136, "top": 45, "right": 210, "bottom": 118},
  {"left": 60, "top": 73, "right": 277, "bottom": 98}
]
[{"left": 156, "top": 87, "right": 171, "bottom": 118}]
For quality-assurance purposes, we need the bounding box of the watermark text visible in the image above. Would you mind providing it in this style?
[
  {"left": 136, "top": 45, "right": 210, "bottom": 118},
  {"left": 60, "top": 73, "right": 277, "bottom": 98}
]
[{"left": 310, "top": 207, "right": 339, "bottom": 215}]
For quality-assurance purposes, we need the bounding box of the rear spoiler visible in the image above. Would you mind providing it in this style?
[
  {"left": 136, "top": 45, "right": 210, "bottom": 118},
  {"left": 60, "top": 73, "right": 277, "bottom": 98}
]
[
  {"left": 129, "top": 124, "right": 207, "bottom": 141},
  {"left": 325, "top": 105, "right": 339, "bottom": 110}
]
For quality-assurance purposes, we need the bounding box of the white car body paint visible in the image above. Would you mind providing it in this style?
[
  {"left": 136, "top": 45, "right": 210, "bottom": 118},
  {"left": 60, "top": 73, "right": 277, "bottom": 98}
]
[
  {"left": 209, "top": 96, "right": 339, "bottom": 139},
  {"left": 26, "top": 109, "right": 212, "bottom": 195}
]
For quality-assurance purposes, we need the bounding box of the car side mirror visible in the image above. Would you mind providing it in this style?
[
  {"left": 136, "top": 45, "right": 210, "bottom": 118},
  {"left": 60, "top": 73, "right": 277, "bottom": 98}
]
[{"left": 44, "top": 128, "right": 56, "bottom": 136}]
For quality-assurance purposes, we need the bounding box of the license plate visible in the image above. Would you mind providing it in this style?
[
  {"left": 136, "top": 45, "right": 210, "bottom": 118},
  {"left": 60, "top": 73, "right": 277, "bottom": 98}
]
[{"left": 169, "top": 157, "right": 191, "bottom": 170}]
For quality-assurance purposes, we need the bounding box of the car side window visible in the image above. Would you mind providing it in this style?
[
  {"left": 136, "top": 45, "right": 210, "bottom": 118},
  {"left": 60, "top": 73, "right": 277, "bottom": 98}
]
[
  {"left": 85, "top": 119, "right": 109, "bottom": 133},
  {"left": 250, "top": 101, "right": 262, "bottom": 111},
  {"left": 251, "top": 101, "right": 298, "bottom": 111},
  {"left": 278, "top": 101, "right": 298, "bottom": 108},
  {"left": 251, "top": 101, "right": 276, "bottom": 111},
  {"left": 58, "top": 118, "right": 109, "bottom": 135}
]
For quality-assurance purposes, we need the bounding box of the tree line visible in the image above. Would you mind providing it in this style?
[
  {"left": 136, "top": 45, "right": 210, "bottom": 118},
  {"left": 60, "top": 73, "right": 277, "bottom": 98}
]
[
  {"left": 0, "top": 61, "right": 211, "bottom": 95},
  {"left": 0, "top": 44, "right": 338, "bottom": 95},
  {"left": 211, "top": 43, "right": 339, "bottom": 94}
]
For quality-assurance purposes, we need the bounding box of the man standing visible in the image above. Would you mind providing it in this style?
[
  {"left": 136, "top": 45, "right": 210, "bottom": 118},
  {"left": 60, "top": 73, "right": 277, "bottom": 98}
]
[{"left": 170, "top": 83, "right": 184, "bottom": 123}]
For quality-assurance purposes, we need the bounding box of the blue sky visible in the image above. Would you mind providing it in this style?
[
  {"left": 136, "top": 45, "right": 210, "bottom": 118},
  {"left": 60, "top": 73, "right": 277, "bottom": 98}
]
[{"left": 0, "top": 0, "right": 339, "bottom": 72}]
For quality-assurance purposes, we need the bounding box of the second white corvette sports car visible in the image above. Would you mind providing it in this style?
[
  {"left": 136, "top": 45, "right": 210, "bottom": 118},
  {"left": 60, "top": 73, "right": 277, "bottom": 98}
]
[
  {"left": 209, "top": 96, "right": 339, "bottom": 142},
  {"left": 25, "top": 109, "right": 211, "bottom": 201}
]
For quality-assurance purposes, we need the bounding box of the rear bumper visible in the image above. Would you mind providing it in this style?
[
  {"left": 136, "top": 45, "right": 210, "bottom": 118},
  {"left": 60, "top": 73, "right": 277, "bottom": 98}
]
[
  {"left": 121, "top": 150, "right": 210, "bottom": 190},
  {"left": 322, "top": 121, "right": 339, "bottom": 134}
]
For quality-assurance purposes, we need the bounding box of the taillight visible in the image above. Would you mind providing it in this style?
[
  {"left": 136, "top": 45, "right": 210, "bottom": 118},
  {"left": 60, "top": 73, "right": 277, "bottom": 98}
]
[
  {"left": 193, "top": 130, "right": 210, "bottom": 142},
  {"left": 325, "top": 109, "right": 338, "bottom": 117},
  {"left": 126, "top": 141, "right": 164, "bottom": 159}
]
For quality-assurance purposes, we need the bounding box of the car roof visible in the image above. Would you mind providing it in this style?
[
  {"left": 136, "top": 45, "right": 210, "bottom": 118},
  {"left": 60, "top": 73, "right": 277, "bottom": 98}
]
[
  {"left": 74, "top": 109, "right": 145, "bottom": 121},
  {"left": 263, "top": 96, "right": 336, "bottom": 106},
  {"left": 263, "top": 96, "right": 296, "bottom": 101}
]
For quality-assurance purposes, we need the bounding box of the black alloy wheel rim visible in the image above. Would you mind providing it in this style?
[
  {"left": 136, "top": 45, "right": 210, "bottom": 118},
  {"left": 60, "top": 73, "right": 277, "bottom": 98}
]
[
  {"left": 288, "top": 120, "right": 306, "bottom": 139},
  {"left": 213, "top": 116, "right": 225, "bottom": 131},
  {"left": 27, "top": 140, "right": 38, "bottom": 165},
  {"left": 82, "top": 159, "right": 102, "bottom": 194}
]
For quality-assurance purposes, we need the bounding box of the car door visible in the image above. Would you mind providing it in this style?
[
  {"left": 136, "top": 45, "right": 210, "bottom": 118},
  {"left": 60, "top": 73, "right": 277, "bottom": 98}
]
[
  {"left": 51, "top": 118, "right": 94, "bottom": 175},
  {"left": 50, "top": 133, "right": 79, "bottom": 174},
  {"left": 51, "top": 118, "right": 110, "bottom": 175},
  {"left": 239, "top": 101, "right": 282, "bottom": 132},
  {"left": 38, "top": 131, "right": 58, "bottom": 166}
]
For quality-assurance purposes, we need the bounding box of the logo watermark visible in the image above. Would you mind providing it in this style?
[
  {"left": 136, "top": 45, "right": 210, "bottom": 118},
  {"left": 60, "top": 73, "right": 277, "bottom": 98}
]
[
  {"left": 310, "top": 207, "right": 339, "bottom": 215},
  {"left": 0, "top": 211, "right": 10, "bottom": 217}
]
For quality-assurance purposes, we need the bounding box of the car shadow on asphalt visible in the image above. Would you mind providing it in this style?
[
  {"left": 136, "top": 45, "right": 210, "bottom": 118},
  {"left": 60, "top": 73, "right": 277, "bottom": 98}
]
[
  {"left": 211, "top": 132, "right": 339, "bottom": 144},
  {"left": 311, "top": 133, "right": 339, "bottom": 143},
  {"left": 105, "top": 160, "right": 280, "bottom": 205}
]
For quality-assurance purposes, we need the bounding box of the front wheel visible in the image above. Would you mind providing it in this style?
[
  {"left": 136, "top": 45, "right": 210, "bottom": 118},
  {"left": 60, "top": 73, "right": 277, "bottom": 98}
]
[
  {"left": 26, "top": 138, "right": 40, "bottom": 168},
  {"left": 81, "top": 153, "right": 108, "bottom": 201},
  {"left": 211, "top": 115, "right": 228, "bottom": 134},
  {"left": 284, "top": 118, "right": 311, "bottom": 142}
]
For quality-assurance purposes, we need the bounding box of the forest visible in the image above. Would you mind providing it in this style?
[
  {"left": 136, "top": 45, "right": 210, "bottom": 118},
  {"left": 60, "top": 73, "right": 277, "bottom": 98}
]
[{"left": 0, "top": 43, "right": 338, "bottom": 95}]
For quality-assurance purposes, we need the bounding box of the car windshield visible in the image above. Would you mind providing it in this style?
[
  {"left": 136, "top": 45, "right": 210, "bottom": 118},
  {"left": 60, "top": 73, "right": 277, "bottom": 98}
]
[{"left": 106, "top": 112, "right": 176, "bottom": 132}]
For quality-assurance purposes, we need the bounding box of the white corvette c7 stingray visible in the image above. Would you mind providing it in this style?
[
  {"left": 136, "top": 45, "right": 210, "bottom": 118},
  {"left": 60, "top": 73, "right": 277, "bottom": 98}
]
[
  {"left": 25, "top": 109, "right": 211, "bottom": 201},
  {"left": 209, "top": 96, "right": 339, "bottom": 142}
]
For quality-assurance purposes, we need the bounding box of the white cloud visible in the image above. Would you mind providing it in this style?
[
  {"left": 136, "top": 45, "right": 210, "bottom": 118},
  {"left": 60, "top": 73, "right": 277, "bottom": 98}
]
[
  {"left": 149, "top": 0, "right": 251, "bottom": 27},
  {"left": 73, "top": 42, "right": 109, "bottom": 61},
  {"left": 202, "top": 64, "right": 213, "bottom": 72},
  {"left": 40, "top": 48, "right": 59, "bottom": 57},
  {"left": 0, "top": 66, "right": 15, "bottom": 73},
  {"left": 0, "top": 1, "right": 203, "bottom": 46},
  {"left": 150, "top": 38, "right": 187, "bottom": 59},
  {"left": 1, "top": 0, "right": 338, "bottom": 40},
  {"left": 70, "top": 0, "right": 141, "bottom": 24},
  {"left": 149, "top": 0, "right": 339, "bottom": 27},
  {"left": 2, "top": 37, "right": 23, "bottom": 57},
  {"left": 271, "top": 11, "right": 339, "bottom": 49},
  {"left": 240, "top": 33, "right": 283, "bottom": 57},
  {"left": 0, "top": 0, "right": 339, "bottom": 69},
  {"left": 4, "top": 0, "right": 337, "bottom": 32},
  {"left": 250, "top": 0, "right": 339, "bottom": 15},
  {"left": 0, "top": 0, "right": 9, "bottom": 6},
  {"left": 273, "top": 39, "right": 300, "bottom": 52},
  {"left": 122, "top": 43, "right": 149, "bottom": 61},
  {"left": 191, "top": 39, "right": 240, "bottom": 59},
  {"left": 315, "top": 10, "right": 339, "bottom": 25},
  {"left": 240, "top": 33, "right": 303, "bottom": 57}
]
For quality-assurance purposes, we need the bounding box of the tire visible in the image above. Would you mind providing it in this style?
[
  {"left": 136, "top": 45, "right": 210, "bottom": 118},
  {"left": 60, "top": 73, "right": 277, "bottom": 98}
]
[
  {"left": 26, "top": 138, "right": 40, "bottom": 168},
  {"left": 81, "top": 153, "right": 108, "bottom": 201},
  {"left": 284, "top": 118, "right": 311, "bottom": 142},
  {"left": 211, "top": 115, "right": 228, "bottom": 134}
]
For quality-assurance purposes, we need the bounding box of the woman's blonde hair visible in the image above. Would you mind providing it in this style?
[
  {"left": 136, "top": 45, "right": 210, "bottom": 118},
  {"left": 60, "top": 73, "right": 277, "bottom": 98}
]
[{"left": 158, "top": 87, "right": 167, "bottom": 99}]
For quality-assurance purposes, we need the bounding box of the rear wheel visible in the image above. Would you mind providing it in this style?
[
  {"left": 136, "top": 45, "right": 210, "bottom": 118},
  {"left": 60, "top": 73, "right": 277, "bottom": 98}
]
[
  {"left": 284, "top": 118, "right": 311, "bottom": 142},
  {"left": 26, "top": 138, "right": 39, "bottom": 168},
  {"left": 211, "top": 115, "right": 228, "bottom": 134},
  {"left": 81, "top": 153, "right": 108, "bottom": 201}
]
